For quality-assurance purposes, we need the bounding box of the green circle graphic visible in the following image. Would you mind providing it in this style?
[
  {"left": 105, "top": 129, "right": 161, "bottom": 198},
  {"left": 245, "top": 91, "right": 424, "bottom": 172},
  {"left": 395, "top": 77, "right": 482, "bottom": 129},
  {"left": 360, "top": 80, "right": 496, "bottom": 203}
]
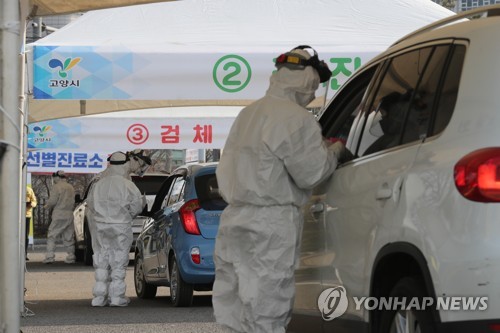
[{"left": 213, "top": 55, "right": 252, "bottom": 93}]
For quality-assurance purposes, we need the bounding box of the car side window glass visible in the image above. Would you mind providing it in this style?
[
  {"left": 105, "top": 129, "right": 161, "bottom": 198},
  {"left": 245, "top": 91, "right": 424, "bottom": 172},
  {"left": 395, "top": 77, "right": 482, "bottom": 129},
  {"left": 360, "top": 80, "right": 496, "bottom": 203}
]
[
  {"left": 401, "top": 45, "right": 451, "bottom": 145},
  {"left": 320, "top": 66, "right": 378, "bottom": 159},
  {"left": 360, "top": 47, "right": 432, "bottom": 156},
  {"left": 166, "top": 177, "right": 185, "bottom": 207},
  {"left": 431, "top": 44, "right": 466, "bottom": 135}
]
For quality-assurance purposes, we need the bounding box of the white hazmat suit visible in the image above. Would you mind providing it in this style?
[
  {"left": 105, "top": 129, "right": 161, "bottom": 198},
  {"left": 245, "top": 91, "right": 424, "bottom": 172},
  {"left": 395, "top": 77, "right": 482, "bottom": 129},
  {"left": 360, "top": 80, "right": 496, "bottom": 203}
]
[
  {"left": 43, "top": 171, "right": 76, "bottom": 264},
  {"left": 87, "top": 152, "right": 144, "bottom": 307},
  {"left": 213, "top": 47, "right": 345, "bottom": 333},
  {"left": 86, "top": 149, "right": 151, "bottom": 251}
]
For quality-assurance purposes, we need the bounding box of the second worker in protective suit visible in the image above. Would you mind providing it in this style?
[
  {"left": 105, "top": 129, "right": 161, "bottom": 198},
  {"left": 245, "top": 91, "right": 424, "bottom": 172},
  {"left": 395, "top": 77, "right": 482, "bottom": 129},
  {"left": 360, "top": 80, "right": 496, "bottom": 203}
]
[
  {"left": 86, "top": 151, "right": 145, "bottom": 307},
  {"left": 213, "top": 45, "right": 346, "bottom": 333}
]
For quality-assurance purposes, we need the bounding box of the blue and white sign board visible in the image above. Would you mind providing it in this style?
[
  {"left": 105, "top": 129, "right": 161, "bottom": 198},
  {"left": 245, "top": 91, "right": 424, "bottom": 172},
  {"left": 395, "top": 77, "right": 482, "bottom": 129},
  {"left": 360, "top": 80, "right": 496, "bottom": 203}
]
[
  {"left": 27, "top": 150, "right": 107, "bottom": 174},
  {"left": 32, "top": 45, "right": 374, "bottom": 101}
]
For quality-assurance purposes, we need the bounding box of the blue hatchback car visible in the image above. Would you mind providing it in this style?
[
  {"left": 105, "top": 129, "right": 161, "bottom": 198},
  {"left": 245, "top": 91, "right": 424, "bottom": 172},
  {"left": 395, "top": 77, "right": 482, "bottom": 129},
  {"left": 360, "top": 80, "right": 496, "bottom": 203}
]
[{"left": 134, "top": 163, "right": 226, "bottom": 307}]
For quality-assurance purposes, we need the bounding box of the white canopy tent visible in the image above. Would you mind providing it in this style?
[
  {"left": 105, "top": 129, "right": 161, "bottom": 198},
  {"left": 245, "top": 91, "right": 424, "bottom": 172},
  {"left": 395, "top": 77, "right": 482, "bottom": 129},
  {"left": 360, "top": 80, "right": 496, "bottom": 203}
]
[
  {"left": 27, "top": 0, "right": 455, "bottom": 123},
  {"left": 2, "top": 0, "right": 455, "bottom": 331}
]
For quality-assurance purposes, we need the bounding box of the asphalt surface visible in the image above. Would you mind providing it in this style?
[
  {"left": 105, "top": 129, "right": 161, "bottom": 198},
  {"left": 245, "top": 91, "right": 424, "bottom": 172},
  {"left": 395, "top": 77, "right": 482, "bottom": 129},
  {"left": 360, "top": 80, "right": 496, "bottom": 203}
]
[{"left": 21, "top": 245, "right": 226, "bottom": 333}]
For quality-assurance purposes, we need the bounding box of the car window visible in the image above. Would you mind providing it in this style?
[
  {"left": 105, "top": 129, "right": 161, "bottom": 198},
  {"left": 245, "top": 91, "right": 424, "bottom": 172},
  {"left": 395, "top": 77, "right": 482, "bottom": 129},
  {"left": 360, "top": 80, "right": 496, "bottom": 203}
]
[
  {"left": 431, "top": 44, "right": 466, "bottom": 135},
  {"left": 195, "top": 173, "right": 227, "bottom": 211},
  {"left": 320, "top": 66, "right": 378, "bottom": 159},
  {"left": 400, "top": 45, "right": 452, "bottom": 145},
  {"left": 150, "top": 175, "right": 180, "bottom": 213},
  {"left": 360, "top": 47, "right": 433, "bottom": 156},
  {"left": 166, "top": 177, "right": 185, "bottom": 207},
  {"left": 131, "top": 175, "right": 168, "bottom": 195}
]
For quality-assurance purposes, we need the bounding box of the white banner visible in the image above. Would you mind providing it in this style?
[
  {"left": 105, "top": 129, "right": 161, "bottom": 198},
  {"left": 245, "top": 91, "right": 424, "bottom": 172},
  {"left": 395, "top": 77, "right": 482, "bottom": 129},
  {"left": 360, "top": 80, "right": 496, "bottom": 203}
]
[
  {"left": 33, "top": 46, "right": 373, "bottom": 101},
  {"left": 28, "top": 115, "right": 236, "bottom": 151}
]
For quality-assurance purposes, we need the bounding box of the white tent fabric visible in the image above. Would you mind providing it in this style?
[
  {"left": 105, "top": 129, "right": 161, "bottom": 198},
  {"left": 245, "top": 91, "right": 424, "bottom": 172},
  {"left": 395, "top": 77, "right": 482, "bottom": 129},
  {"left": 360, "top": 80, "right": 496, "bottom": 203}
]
[
  {"left": 24, "top": 0, "right": 175, "bottom": 16},
  {"left": 27, "top": 0, "right": 455, "bottom": 123}
]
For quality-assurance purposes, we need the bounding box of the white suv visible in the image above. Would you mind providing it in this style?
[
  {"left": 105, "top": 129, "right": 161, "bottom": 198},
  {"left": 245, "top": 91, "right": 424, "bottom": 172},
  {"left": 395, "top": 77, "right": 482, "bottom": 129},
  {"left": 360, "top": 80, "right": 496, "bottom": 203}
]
[{"left": 288, "top": 5, "right": 500, "bottom": 333}]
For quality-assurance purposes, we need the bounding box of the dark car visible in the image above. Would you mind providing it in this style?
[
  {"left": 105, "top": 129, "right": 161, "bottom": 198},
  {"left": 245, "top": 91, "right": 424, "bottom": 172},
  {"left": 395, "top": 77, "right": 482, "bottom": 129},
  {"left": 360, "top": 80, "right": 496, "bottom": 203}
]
[
  {"left": 73, "top": 173, "right": 169, "bottom": 265},
  {"left": 134, "top": 163, "right": 226, "bottom": 307}
]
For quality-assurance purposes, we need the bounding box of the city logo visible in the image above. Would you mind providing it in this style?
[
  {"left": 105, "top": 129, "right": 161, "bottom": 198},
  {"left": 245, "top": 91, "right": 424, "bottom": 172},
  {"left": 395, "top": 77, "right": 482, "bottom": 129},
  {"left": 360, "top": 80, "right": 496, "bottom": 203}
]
[
  {"left": 48, "top": 57, "right": 81, "bottom": 78},
  {"left": 31, "top": 125, "right": 55, "bottom": 144},
  {"left": 317, "top": 286, "right": 349, "bottom": 321}
]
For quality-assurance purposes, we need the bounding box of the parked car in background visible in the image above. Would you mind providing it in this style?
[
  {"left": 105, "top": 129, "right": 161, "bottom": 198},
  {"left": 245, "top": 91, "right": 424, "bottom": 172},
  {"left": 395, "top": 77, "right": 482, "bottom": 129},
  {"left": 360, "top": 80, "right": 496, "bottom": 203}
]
[
  {"left": 134, "top": 163, "right": 226, "bottom": 307},
  {"left": 73, "top": 173, "right": 169, "bottom": 265},
  {"left": 287, "top": 5, "right": 500, "bottom": 333}
]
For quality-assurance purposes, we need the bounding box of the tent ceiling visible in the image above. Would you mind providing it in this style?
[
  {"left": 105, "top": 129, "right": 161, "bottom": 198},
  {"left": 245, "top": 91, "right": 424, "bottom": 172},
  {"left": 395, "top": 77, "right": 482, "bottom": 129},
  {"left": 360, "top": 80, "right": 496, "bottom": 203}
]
[
  {"left": 27, "top": 99, "right": 252, "bottom": 123},
  {"left": 26, "top": 0, "right": 176, "bottom": 16}
]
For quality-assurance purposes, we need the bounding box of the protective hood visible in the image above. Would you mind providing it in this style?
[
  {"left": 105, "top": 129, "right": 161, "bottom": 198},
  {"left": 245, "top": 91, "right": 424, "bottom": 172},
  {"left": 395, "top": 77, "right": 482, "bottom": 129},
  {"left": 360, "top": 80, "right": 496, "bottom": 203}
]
[
  {"left": 106, "top": 162, "right": 131, "bottom": 178},
  {"left": 266, "top": 65, "right": 320, "bottom": 107}
]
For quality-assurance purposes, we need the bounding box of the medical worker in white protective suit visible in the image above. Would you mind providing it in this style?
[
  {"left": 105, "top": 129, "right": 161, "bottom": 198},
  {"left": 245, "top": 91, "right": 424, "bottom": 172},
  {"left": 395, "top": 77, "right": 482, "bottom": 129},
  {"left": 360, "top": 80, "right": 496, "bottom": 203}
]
[
  {"left": 86, "top": 149, "right": 152, "bottom": 252},
  {"left": 43, "top": 170, "right": 76, "bottom": 264},
  {"left": 213, "top": 45, "right": 346, "bottom": 333},
  {"left": 86, "top": 151, "right": 146, "bottom": 307}
]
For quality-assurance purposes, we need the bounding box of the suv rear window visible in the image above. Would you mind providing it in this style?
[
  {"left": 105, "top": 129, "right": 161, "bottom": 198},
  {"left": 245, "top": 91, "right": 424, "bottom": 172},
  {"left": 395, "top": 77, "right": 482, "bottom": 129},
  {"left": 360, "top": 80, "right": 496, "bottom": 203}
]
[{"left": 195, "top": 174, "right": 227, "bottom": 211}]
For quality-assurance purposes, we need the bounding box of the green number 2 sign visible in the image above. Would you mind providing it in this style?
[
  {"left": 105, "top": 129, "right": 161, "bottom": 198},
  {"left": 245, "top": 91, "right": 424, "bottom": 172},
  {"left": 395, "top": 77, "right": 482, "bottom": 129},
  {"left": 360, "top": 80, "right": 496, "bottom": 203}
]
[{"left": 213, "top": 55, "right": 252, "bottom": 93}]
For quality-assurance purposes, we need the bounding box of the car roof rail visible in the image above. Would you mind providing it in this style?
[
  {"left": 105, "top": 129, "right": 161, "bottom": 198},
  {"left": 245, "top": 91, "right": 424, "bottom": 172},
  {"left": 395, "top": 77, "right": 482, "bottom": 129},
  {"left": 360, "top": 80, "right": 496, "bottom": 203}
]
[{"left": 392, "top": 4, "right": 500, "bottom": 46}]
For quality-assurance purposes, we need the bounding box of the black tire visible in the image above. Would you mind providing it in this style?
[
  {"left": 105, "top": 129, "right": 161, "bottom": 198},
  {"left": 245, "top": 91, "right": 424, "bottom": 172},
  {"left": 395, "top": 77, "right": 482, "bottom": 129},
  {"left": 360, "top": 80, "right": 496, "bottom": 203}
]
[
  {"left": 134, "top": 255, "right": 157, "bottom": 299},
  {"left": 379, "top": 277, "right": 436, "bottom": 333},
  {"left": 83, "top": 223, "right": 93, "bottom": 266},
  {"left": 169, "top": 257, "right": 193, "bottom": 307}
]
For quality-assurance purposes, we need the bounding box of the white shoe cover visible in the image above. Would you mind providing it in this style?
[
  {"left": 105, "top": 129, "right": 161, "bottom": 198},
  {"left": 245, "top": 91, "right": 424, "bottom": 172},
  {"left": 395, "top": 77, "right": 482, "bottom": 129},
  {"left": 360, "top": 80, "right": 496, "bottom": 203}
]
[{"left": 110, "top": 297, "right": 130, "bottom": 307}]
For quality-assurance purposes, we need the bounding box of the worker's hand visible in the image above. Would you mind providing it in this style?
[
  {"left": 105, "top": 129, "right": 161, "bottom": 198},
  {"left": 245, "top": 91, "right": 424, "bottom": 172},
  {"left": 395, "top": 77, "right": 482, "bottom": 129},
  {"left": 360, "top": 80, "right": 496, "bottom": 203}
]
[
  {"left": 328, "top": 141, "right": 355, "bottom": 164},
  {"left": 328, "top": 141, "right": 345, "bottom": 159}
]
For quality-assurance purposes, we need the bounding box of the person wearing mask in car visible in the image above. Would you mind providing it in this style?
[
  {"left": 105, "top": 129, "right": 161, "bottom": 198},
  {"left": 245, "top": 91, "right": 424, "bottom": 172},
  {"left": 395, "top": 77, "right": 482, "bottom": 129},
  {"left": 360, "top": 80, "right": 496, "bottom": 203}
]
[
  {"left": 43, "top": 170, "right": 76, "bottom": 264},
  {"left": 213, "top": 45, "right": 346, "bottom": 333},
  {"left": 86, "top": 151, "right": 145, "bottom": 307}
]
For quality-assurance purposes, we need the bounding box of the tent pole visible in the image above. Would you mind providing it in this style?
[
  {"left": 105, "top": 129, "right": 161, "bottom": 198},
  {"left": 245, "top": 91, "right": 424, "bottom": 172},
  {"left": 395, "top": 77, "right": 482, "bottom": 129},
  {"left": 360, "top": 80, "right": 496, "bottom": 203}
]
[
  {"left": 0, "top": 0, "right": 22, "bottom": 332},
  {"left": 19, "top": 1, "right": 29, "bottom": 317}
]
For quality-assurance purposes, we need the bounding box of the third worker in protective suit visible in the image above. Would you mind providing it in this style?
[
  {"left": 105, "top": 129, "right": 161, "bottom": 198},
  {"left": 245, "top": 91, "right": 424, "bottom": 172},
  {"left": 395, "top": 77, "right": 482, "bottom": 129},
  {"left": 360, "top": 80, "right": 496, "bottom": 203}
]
[
  {"left": 86, "top": 151, "right": 145, "bottom": 307},
  {"left": 43, "top": 170, "right": 76, "bottom": 264},
  {"left": 213, "top": 45, "right": 346, "bottom": 333}
]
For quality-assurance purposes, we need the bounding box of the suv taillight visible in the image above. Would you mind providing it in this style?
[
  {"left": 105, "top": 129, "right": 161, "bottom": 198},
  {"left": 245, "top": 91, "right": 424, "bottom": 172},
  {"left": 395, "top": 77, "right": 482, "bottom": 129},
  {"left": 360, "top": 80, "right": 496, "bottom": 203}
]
[
  {"left": 454, "top": 148, "right": 500, "bottom": 202},
  {"left": 179, "top": 199, "right": 201, "bottom": 235}
]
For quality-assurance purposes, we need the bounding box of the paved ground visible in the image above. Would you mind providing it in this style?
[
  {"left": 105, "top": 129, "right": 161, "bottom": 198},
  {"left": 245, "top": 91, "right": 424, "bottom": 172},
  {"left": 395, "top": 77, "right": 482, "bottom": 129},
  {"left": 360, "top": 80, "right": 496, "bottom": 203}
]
[{"left": 21, "top": 245, "right": 226, "bottom": 333}]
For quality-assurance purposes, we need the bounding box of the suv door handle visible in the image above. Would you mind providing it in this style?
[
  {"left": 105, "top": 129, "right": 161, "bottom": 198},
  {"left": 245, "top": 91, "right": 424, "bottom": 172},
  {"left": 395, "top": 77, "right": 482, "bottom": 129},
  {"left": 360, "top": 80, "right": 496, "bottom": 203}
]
[{"left": 376, "top": 185, "right": 392, "bottom": 200}]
